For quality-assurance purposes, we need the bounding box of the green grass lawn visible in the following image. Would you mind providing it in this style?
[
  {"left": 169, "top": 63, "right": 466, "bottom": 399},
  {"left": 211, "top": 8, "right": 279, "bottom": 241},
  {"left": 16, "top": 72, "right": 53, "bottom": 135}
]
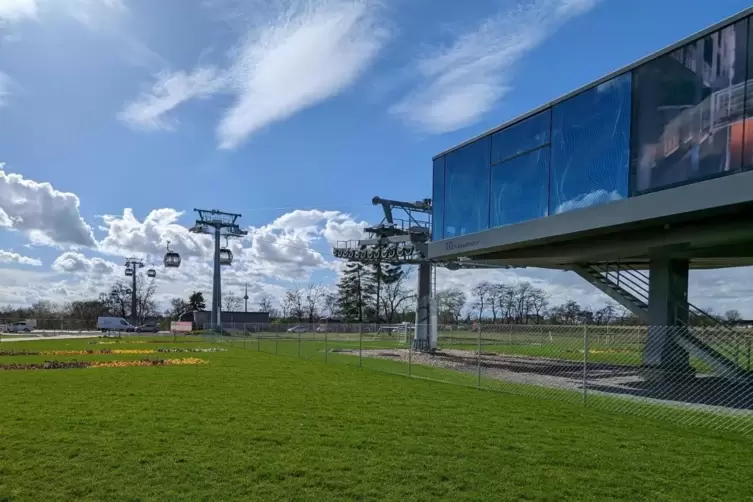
[{"left": 1, "top": 336, "right": 752, "bottom": 501}]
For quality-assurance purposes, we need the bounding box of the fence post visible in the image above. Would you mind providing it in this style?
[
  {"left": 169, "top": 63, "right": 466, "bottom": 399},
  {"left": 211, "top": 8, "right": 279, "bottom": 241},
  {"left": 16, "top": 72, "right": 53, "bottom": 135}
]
[
  {"left": 325, "top": 330, "right": 328, "bottom": 363},
  {"left": 275, "top": 331, "right": 279, "bottom": 355},
  {"left": 583, "top": 325, "right": 588, "bottom": 406},
  {"left": 359, "top": 324, "right": 363, "bottom": 368},
  {"left": 477, "top": 323, "right": 482, "bottom": 389},
  {"left": 257, "top": 331, "right": 260, "bottom": 352},
  {"left": 408, "top": 331, "right": 412, "bottom": 377},
  {"left": 747, "top": 339, "right": 751, "bottom": 371},
  {"left": 298, "top": 331, "right": 301, "bottom": 358}
]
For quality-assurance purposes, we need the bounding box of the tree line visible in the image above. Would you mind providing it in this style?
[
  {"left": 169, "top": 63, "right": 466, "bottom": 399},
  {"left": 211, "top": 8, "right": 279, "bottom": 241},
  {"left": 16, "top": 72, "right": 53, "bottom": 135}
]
[{"left": 0, "top": 272, "right": 745, "bottom": 328}]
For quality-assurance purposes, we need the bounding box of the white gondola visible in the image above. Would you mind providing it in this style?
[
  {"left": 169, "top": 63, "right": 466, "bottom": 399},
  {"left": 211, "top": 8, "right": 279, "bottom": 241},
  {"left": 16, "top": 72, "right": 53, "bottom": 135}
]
[
  {"left": 147, "top": 268, "right": 156, "bottom": 278},
  {"left": 125, "top": 267, "right": 134, "bottom": 277},
  {"left": 163, "top": 240, "right": 181, "bottom": 268}
]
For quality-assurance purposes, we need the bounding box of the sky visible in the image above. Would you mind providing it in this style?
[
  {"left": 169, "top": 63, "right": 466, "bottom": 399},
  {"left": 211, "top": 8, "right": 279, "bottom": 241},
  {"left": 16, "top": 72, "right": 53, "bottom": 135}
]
[{"left": 1, "top": 0, "right": 753, "bottom": 317}]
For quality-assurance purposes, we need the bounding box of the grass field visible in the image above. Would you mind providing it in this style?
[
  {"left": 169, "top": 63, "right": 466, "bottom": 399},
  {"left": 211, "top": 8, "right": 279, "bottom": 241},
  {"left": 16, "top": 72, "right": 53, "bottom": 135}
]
[{"left": 1, "top": 336, "right": 752, "bottom": 501}]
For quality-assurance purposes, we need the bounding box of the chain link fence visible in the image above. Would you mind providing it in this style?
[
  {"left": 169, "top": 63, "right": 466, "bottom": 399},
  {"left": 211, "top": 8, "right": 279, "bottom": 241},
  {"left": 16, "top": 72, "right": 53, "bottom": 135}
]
[{"left": 207, "top": 322, "right": 753, "bottom": 435}]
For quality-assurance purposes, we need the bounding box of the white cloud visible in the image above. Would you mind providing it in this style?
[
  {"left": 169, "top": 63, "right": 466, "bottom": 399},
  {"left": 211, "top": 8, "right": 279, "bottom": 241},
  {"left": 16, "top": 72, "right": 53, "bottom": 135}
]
[
  {"left": 553, "top": 189, "right": 623, "bottom": 214},
  {"left": 51, "top": 251, "right": 117, "bottom": 276},
  {"left": 391, "top": 0, "right": 599, "bottom": 133},
  {"left": 0, "top": 167, "right": 97, "bottom": 248},
  {"left": 216, "top": 0, "right": 387, "bottom": 149},
  {"left": 0, "top": 249, "right": 41, "bottom": 266},
  {"left": 0, "top": 0, "right": 37, "bottom": 22},
  {"left": 119, "top": 0, "right": 388, "bottom": 149},
  {"left": 117, "top": 67, "right": 227, "bottom": 131},
  {"left": 97, "top": 207, "right": 211, "bottom": 260}
]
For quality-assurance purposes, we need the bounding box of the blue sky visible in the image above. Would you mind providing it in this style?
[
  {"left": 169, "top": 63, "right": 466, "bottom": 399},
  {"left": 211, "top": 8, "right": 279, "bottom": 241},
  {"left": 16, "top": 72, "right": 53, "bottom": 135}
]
[{"left": 1, "top": 0, "right": 752, "bottom": 314}]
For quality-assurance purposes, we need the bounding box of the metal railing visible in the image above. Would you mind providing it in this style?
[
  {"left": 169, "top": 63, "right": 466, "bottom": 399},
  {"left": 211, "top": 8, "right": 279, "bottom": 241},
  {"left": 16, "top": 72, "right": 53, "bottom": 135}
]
[{"left": 208, "top": 323, "right": 753, "bottom": 436}]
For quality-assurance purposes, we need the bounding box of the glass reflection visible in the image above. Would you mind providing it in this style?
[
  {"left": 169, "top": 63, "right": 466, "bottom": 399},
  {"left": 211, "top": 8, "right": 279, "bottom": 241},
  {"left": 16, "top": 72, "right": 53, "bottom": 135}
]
[
  {"left": 491, "top": 110, "right": 551, "bottom": 164},
  {"left": 444, "top": 137, "right": 491, "bottom": 237},
  {"left": 550, "top": 72, "right": 632, "bottom": 215},
  {"left": 490, "top": 147, "right": 549, "bottom": 227},
  {"left": 632, "top": 19, "right": 748, "bottom": 193},
  {"left": 432, "top": 156, "right": 445, "bottom": 240}
]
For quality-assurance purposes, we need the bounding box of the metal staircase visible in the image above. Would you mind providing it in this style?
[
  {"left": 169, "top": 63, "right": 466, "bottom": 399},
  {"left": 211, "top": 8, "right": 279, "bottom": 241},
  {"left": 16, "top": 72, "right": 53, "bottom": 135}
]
[{"left": 573, "top": 262, "right": 750, "bottom": 381}]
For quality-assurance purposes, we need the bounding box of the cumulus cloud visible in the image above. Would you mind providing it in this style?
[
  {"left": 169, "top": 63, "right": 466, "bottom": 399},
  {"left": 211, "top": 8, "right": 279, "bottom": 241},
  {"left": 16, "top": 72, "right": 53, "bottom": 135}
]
[
  {"left": 0, "top": 167, "right": 97, "bottom": 248},
  {"left": 391, "top": 0, "right": 599, "bottom": 133},
  {"left": 0, "top": 249, "right": 41, "bottom": 266},
  {"left": 97, "top": 208, "right": 211, "bottom": 259},
  {"left": 119, "top": 0, "right": 388, "bottom": 149},
  {"left": 51, "top": 251, "right": 117, "bottom": 276}
]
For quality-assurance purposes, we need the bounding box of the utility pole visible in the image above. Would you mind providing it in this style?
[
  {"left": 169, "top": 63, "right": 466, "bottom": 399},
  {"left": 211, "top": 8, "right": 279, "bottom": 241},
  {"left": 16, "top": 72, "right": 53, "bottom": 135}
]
[
  {"left": 189, "top": 209, "right": 247, "bottom": 331},
  {"left": 244, "top": 283, "right": 249, "bottom": 313}
]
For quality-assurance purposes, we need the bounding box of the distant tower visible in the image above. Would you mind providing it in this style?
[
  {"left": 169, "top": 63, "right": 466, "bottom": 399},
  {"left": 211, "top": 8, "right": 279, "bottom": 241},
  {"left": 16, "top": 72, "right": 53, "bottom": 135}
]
[{"left": 243, "top": 283, "right": 249, "bottom": 313}]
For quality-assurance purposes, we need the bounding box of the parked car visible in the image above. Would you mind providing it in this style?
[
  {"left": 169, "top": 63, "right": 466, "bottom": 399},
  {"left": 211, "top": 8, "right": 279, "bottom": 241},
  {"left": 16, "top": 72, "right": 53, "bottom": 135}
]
[
  {"left": 315, "top": 325, "right": 328, "bottom": 333},
  {"left": 137, "top": 323, "right": 159, "bottom": 333},
  {"left": 7, "top": 322, "right": 32, "bottom": 333},
  {"left": 287, "top": 325, "right": 307, "bottom": 333}
]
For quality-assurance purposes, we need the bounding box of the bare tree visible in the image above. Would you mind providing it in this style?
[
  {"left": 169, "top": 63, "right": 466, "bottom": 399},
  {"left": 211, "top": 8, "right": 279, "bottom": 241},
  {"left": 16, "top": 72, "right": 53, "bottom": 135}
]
[
  {"left": 527, "top": 287, "right": 549, "bottom": 324},
  {"left": 283, "top": 288, "right": 304, "bottom": 322},
  {"left": 382, "top": 270, "right": 413, "bottom": 322},
  {"left": 304, "top": 284, "right": 325, "bottom": 323},
  {"left": 498, "top": 285, "right": 516, "bottom": 323},
  {"left": 436, "top": 288, "right": 466, "bottom": 324},
  {"left": 258, "top": 294, "right": 274, "bottom": 313},
  {"left": 321, "top": 291, "right": 341, "bottom": 320},
  {"left": 222, "top": 292, "right": 243, "bottom": 312},
  {"left": 470, "top": 281, "right": 492, "bottom": 321},
  {"left": 724, "top": 309, "right": 742, "bottom": 322}
]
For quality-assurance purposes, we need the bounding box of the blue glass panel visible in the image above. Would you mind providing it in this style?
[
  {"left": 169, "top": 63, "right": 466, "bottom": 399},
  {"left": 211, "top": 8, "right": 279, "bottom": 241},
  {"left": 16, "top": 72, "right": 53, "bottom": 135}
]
[
  {"left": 432, "top": 156, "right": 445, "bottom": 240},
  {"left": 633, "top": 18, "right": 748, "bottom": 193},
  {"left": 550, "top": 72, "right": 632, "bottom": 215},
  {"left": 444, "top": 137, "right": 490, "bottom": 237},
  {"left": 491, "top": 110, "right": 551, "bottom": 164},
  {"left": 490, "top": 147, "right": 549, "bottom": 227}
]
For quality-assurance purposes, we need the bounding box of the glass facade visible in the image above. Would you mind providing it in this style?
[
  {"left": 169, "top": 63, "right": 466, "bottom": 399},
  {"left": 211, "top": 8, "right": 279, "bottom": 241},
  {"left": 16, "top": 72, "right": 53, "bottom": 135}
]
[
  {"left": 432, "top": 157, "right": 445, "bottom": 240},
  {"left": 632, "top": 18, "right": 749, "bottom": 194},
  {"left": 490, "top": 147, "right": 550, "bottom": 227},
  {"left": 550, "top": 72, "right": 632, "bottom": 214},
  {"left": 443, "top": 136, "right": 490, "bottom": 238},
  {"left": 491, "top": 110, "right": 550, "bottom": 164},
  {"left": 432, "top": 14, "right": 753, "bottom": 239}
]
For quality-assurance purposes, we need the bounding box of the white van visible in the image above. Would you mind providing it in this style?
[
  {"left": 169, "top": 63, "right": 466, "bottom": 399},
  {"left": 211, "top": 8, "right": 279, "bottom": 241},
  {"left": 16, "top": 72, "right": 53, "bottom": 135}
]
[{"left": 96, "top": 316, "right": 136, "bottom": 333}]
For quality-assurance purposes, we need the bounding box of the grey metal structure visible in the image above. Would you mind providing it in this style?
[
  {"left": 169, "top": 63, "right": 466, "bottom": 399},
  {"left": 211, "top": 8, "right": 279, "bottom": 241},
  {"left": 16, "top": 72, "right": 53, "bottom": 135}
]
[
  {"left": 189, "top": 209, "right": 248, "bottom": 330},
  {"left": 123, "top": 257, "right": 145, "bottom": 326},
  {"left": 333, "top": 196, "right": 509, "bottom": 352}
]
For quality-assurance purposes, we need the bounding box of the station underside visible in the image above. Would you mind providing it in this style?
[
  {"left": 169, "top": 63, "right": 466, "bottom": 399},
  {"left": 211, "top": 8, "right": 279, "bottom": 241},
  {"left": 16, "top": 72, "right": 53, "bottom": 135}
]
[
  {"left": 428, "top": 170, "right": 753, "bottom": 270},
  {"left": 464, "top": 208, "right": 753, "bottom": 270}
]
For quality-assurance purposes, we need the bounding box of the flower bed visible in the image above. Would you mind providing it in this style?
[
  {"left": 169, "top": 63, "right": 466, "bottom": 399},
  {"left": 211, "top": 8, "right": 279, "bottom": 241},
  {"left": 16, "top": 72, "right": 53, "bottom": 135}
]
[
  {"left": 0, "top": 348, "right": 227, "bottom": 357},
  {"left": 0, "top": 358, "right": 208, "bottom": 371}
]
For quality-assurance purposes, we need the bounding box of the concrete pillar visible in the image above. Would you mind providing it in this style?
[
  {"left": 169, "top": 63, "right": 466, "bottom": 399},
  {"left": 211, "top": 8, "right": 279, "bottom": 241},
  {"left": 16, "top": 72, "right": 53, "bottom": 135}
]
[
  {"left": 642, "top": 256, "right": 693, "bottom": 377},
  {"left": 413, "top": 263, "right": 434, "bottom": 351}
]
